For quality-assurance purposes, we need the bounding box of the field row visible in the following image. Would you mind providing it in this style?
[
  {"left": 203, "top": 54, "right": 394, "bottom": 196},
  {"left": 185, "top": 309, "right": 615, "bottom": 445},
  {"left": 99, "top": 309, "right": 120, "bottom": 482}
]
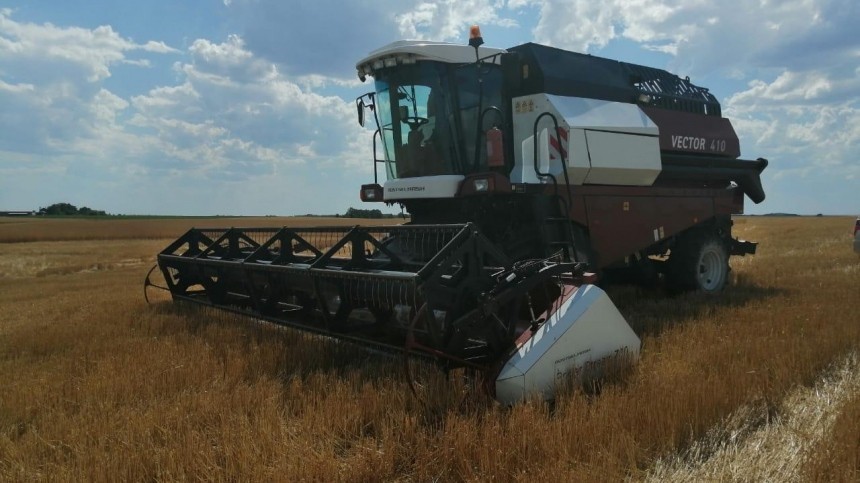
[{"left": 0, "top": 216, "right": 402, "bottom": 243}]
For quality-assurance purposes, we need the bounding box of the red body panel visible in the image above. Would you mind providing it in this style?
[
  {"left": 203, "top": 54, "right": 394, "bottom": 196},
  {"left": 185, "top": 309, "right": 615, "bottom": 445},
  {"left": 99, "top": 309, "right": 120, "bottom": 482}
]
[
  {"left": 643, "top": 107, "right": 741, "bottom": 158},
  {"left": 555, "top": 184, "right": 743, "bottom": 267}
]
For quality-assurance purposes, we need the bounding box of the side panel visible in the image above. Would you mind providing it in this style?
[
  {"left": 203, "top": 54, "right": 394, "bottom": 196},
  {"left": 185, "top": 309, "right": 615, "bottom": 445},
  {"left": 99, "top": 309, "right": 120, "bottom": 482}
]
[
  {"left": 555, "top": 185, "right": 744, "bottom": 268},
  {"left": 510, "top": 93, "right": 662, "bottom": 187},
  {"left": 545, "top": 95, "right": 658, "bottom": 134},
  {"left": 560, "top": 128, "right": 590, "bottom": 185},
  {"left": 584, "top": 194, "right": 712, "bottom": 265},
  {"left": 384, "top": 175, "right": 464, "bottom": 200},
  {"left": 643, "top": 106, "right": 741, "bottom": 158},
  {"left": 582, "top": 130, "right": 661, "bottom": 186},
  {"left": 495, "top": 284, "right": 640, "bottom": 404}
]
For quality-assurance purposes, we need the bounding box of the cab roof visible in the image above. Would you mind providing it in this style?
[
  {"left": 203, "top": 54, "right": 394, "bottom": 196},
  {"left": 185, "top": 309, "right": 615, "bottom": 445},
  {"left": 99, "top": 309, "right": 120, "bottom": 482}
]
[{"left": 356, "top": 40, "right": 505, "bottom": 80}]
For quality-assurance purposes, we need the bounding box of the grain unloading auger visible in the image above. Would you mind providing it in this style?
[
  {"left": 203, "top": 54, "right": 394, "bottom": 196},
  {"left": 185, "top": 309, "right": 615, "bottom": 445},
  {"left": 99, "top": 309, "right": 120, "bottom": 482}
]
[{"left": 146, "top": 223, "right": 640, "bottom": 404}]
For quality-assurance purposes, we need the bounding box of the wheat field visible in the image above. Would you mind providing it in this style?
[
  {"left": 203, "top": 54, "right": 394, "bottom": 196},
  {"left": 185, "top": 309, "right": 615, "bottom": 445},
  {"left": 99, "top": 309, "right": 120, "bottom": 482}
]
[{"left": 1, "top": 215, "right": 858, "bottom": 481}]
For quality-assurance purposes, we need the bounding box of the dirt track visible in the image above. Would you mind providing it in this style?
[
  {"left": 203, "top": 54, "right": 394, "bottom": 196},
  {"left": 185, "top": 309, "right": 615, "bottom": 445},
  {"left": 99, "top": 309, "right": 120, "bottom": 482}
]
[{"left": 647, "top": 351, "right": 860, "bottom": 481}]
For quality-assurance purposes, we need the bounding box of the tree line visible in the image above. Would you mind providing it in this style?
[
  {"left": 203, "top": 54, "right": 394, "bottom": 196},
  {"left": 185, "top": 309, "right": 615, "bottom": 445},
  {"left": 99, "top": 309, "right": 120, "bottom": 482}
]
[
  {"left": 32, "top": 203, "right": 397, "bottom": 218},
  {"left": 37, "top": 203, "right": 107, "bottom": 216},
  {"left": 341, "top": 207, "right": 400, "bottom": 219}
]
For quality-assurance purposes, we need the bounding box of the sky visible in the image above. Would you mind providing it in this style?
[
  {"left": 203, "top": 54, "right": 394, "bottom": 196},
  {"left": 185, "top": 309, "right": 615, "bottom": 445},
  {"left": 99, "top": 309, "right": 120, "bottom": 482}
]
[{"left": 0, "top": 0, "right": 857, "bottom": 216}]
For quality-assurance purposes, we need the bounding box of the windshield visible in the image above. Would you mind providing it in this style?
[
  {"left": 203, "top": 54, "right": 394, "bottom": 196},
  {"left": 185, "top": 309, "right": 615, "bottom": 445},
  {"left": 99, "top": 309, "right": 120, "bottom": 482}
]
[{"left": 371, "top": 61, "right": 502, "bottom": 180}]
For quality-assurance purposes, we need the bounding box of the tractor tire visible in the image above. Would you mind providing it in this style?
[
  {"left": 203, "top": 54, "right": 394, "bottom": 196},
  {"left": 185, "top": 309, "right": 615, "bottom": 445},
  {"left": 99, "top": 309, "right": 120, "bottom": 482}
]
[{"left": 667, "top": 229, "right": 730, "bottom": 294}]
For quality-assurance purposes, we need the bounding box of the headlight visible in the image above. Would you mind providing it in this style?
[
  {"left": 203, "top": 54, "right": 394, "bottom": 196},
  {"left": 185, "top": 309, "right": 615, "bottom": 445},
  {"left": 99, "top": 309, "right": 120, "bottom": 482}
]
[{"left": 360, "top": 184, "right": 384, "bottom": 202}]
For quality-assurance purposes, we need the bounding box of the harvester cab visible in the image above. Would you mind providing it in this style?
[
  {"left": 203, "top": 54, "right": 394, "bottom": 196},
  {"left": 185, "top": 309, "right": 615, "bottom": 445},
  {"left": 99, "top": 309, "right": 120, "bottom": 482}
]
[
  {"left": 147, "top": 27, "right": 768, "bottom": 404},
  {"left": 354, "top": 27, "right": 766, "bottom": 289},
  {"left": 355, "top": 36, "right": 508, "bottom": 196}
]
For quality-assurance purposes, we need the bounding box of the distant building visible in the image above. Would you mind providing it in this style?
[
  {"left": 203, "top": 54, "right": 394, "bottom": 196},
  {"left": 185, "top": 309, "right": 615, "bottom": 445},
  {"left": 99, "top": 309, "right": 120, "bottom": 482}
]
[{"left": 0, "top": 211, "right": 36, "bottom": 216}]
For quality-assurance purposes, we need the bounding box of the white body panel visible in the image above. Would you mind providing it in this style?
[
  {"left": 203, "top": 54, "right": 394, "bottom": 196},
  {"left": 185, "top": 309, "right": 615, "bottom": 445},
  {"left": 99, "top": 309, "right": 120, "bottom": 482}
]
[
  {"left": 550, "top": 95, "right": 657, "bottom": 134},
  {"left": 357, "top": 41, "right": 505, "bottom": 77},
  {"left": 564, "top": 129, "right": 591, "bottom": 185},
  {"left": 495, "top": 284, "right": 640, "bottom": 404},
  {"left": 583, "top": 130, "right": 662, "bottom": 185},
  {"left": 518, "top": 128, "right": 591, "bottom": 184},
  {"left": 511, "top": 94, "right": 662, "bottom": 186},
  {"left": 383, "top": 175, "right": 463, "bottom": 200}
]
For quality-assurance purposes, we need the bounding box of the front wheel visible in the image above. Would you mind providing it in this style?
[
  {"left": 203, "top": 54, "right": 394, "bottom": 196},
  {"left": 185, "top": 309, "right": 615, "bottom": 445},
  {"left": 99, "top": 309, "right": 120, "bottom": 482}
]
[{"left": 667, "top": 230, "right": 729, "bottom": 294}]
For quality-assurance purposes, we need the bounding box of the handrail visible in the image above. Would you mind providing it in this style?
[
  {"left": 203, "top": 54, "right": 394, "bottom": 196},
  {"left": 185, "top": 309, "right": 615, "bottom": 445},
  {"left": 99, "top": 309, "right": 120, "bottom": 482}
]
[
  {"left": 531, "top": 112, "right": 572, "bottom": 211},
  {"left": 371, "top": 128, "right": 383, "bottom": 184},
  {"left": 532, "top": 111, "right": 578, "bottom": 262}
]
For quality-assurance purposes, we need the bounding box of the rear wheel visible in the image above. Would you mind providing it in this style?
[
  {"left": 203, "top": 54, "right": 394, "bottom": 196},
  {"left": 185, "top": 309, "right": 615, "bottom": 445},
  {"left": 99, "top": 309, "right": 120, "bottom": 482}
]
[{"left": 667, "top": 230, "right": 729, "bottom": 294}]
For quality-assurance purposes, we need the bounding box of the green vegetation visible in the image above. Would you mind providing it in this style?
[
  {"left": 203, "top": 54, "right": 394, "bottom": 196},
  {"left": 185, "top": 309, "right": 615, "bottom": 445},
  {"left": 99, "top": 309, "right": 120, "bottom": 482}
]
[
  {"left": 38, "top": 202, "right": 106, "bottom": 216},
  {"left": 341, "top": 207, "right": 401, "bottom": 219}
]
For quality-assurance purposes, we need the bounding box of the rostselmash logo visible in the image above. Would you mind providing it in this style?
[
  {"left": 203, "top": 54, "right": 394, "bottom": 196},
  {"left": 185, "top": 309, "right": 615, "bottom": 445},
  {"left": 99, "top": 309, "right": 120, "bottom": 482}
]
[{"left": 387, "top": 186, "right": 426, "bottom": 193}]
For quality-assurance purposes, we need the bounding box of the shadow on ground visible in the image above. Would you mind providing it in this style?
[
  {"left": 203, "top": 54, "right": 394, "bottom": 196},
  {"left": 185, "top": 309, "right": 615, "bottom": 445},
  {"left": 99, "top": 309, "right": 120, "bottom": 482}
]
[{"left": 606, "top": 274, "right": 788, "bottom": 338}]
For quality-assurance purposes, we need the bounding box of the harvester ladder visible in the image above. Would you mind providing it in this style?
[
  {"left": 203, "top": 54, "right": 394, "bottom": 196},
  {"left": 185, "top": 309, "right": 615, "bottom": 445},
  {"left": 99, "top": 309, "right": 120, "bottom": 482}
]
[
  {"left": 541, "top": 212, "right": 577, "bottom": 262},
  {"left": 532, "top": 112, "right": 578, "bottom": 263}
]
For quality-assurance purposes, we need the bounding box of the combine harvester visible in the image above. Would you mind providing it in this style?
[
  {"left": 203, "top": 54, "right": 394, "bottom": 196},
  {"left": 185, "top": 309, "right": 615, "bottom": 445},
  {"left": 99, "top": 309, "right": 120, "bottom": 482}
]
[{"left": 146, "top": 28, "right": 766, "bottom": 404}]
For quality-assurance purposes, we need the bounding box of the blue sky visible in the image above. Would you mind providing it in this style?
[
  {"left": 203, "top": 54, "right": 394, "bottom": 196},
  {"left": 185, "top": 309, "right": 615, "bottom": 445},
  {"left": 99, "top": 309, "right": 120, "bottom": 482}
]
[{"left": 0, "top": 0, "right": 857, "bottom": 215}]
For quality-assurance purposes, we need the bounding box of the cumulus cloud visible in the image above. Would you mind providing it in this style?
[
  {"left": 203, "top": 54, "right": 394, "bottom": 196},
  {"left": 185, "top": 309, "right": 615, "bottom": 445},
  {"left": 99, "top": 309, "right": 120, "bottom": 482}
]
[
  {"left": 222, "top": 0, "right": 522, "bottom": 78},
  {"left": 0, "top": 78, "right": 33, "bottom": 93},
  {"left": 396, "top": 0, "right": 519, "bottom": 40},
  {"left": 126, "top": 34, "right": 369, "bottom": 179},
  {"left": 728, "top": 70, "right": 860, "bottom": 106},
  {"left": 0, "top": 9, "right": 372, "bottom": 215},
  {"left": 222, "top": 0, "right": 400, "bottom": 78},
  {"left": 0, "top": 9, "right": 178, "bottom": 157},
  {"left": 522, "top": 0, "right": 857, "bottom": 77},
  {"left": 0, "top": 9, "right": 178, "bottom": 82},
  {"left": 725, "top": 70, "right": 859, "bottom": 179}
]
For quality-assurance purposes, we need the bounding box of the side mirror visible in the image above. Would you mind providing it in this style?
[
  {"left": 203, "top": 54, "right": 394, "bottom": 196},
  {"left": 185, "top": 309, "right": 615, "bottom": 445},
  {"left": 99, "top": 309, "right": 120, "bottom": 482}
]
[{"left": 356, "top": 99, "right": 365, "bottom": 127}]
